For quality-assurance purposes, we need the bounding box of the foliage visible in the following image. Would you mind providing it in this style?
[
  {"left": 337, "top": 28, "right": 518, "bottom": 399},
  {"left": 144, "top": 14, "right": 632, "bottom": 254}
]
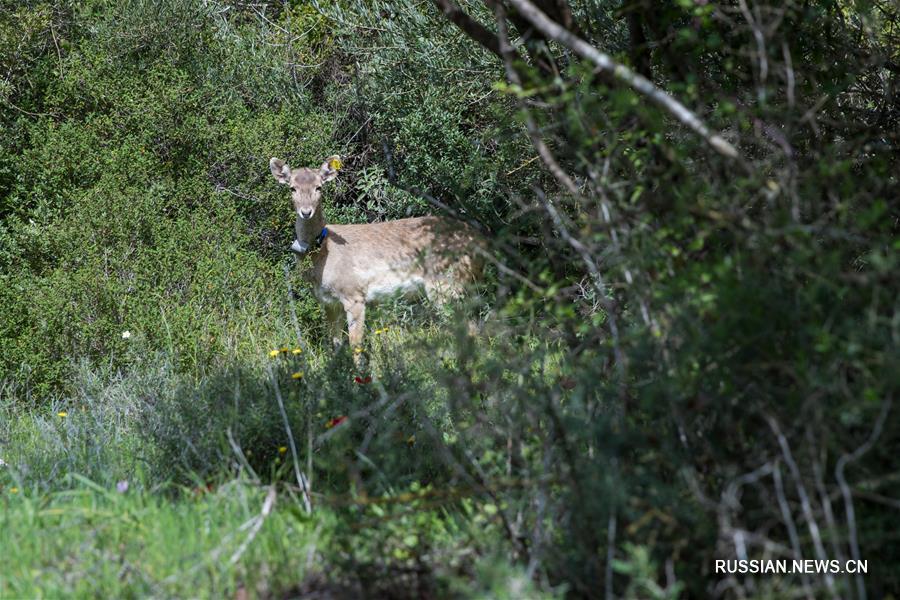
[{"left": 2, "top": 0, "right": 898, "bottom": 598}]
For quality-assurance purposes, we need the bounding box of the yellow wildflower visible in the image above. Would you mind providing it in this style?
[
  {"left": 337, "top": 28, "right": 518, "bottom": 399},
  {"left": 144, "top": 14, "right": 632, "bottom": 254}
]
[
  {"left": 329, "top": 157, "right": 343, "bottom": 170},
  {"left": 291, "top": 348, "right": 303, "bottom": 355},
  {"left": 10, "top": 487, "right": 18, "bottom": 494},
  {"left": 57, "top": 411, "right": 68, "bottom": 418},
  {"left": 278, "top": 446, "right": 288, "bottom": 455},
  {"left": 291, "top": 372, "right": 303, "bottom": 380},
  {"left": 280, "top": 347, "right": 290, "bottom": 353},
  {"left": 354, "top": 347, "right": 364, "bottom": 354},
  {"left": 268, "top": 349, "right": 280, "bottom": 358}
]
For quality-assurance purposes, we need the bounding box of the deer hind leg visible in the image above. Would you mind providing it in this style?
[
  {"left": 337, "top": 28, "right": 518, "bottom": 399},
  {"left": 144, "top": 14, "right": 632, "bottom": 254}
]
[
  {"left": 424, "top": 278, "right": 463, "bottom": 310},
  {"left": 343, "top": 298, "right": 367, "bottom": 367},
  {"left": 425, "top": 255, "right": 478, "bottom": 309}
]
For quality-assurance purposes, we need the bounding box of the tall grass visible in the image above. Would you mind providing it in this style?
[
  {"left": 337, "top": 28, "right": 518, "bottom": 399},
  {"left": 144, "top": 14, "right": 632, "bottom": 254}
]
[
  {"left": 0, "top": 479, "right": 324, "bottom": 598},
  {"left": 0, "top": 321, "right": 553, "bottom": 598}
]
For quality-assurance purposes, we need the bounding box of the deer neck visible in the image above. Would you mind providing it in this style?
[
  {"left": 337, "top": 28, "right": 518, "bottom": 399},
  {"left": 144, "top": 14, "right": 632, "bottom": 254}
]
[{"left": 293, "top": 211, "right": 327, "bottom": 255}]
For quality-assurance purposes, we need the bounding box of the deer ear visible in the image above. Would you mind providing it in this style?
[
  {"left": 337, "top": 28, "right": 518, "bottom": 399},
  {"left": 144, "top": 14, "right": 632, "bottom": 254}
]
[
  {"left": 270, "top": 158, "right": 291, "bottom": 184},
  {"left": 319, "top": 155, "right": 342, "bottom": 183}
]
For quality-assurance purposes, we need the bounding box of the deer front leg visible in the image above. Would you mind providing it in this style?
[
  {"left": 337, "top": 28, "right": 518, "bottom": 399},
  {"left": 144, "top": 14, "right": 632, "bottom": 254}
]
[
  {"left": 343, "top": 299, "right": 366, "bottom": 367},
  {"left": 325, "top": 303, "right": 345, "bottom": 349}
]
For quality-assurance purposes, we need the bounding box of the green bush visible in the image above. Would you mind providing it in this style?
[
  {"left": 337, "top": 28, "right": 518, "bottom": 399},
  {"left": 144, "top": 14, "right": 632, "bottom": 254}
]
[{"left": 0, "top": 0, "right": 344, "bottom": 394}]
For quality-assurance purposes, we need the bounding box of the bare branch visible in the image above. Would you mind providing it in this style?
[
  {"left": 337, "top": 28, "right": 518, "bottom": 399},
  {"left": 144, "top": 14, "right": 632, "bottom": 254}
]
[{"left": 505, "top": 0, "right": 743, "bottom": 162}]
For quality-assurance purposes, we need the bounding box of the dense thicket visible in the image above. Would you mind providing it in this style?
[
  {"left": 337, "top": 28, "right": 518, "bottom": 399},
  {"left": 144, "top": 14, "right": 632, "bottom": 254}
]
[{"left": 1, "top": 0, "right": 897, "bottom": 597}]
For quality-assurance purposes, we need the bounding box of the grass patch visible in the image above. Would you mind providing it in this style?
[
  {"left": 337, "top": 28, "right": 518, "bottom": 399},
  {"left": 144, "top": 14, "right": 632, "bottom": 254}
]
[{"left": 0, "top": 479, "right": 327, "bottom": 598}]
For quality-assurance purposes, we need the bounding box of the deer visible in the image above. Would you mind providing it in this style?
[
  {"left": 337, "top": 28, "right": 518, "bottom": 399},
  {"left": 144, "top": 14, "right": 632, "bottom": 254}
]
[{"left": 269, "top": 155, "right": 483, "bottom": 363}]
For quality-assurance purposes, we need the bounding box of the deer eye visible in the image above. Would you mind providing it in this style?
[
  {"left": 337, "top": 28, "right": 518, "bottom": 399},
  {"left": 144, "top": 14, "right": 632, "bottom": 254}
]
[{"left": 291, "top": 187, "right": 297, "bottom": 192}]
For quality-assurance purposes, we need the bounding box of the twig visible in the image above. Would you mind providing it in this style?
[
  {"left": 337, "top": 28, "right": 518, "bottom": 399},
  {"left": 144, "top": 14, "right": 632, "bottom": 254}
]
[
  {"left": 768, "top": 416, "right": 836, "bottom": 597},
  {"left": 605, "top": 507, "right": 616, "bottom": 600},
  {"left": 505, "top": 155, "right": 539, "bottom": 176},
  {"left": 226, "top": 427, "right": 261, "bottom": 483},
  {"left": 772, "top": 460, "right": 813, "bottom": 596},
  {"left": 835, "top": 396, "right": 893, "bottom": 600},
  {"left": 738, "top": 0, "right": 768, "bottom": 104},
  {"left": 1, "top": 99, "right": 56, "bottom": 118},
  {"left": 228, "top": 486, "right": 277, "bottom": 566},
  {"left": 49, "top": 19, "right": 64, "bottom": 78},
  {"left": 341, "top": 115, "right": 373, "bottom": 149},
  {"left": 161, "top": 484, "right": 275, "bottom": 584},
  {"left": 268, "top": 365, "right": 312, "bottom": 513},
  {"left": 782, "top": 42, "right": 795, "bottom": 109},
  {"left": 808, "top": 426, "right": 848, "bottom": 589}
]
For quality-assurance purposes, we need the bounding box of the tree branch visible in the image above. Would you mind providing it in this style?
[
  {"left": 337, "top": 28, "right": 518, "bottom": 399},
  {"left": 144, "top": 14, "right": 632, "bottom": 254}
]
[
  {"left": 432, "top": 0, "right": 503, "bottom": 59},
  {"left": 505, "top": 0, "right": 743, "bottom": 162}
]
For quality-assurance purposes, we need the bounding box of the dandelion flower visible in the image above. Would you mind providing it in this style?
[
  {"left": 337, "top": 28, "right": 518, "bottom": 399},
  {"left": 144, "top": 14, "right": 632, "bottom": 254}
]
[
  {"left": 268, "top": 349, "right": 280, "bottom": 358},
  {"left": 354, "top": 347, "right": 364, "bottom": 354},
  {"left": 121, "top": 330, "right": 131, "bottom": 339},
  {"left": 291, "top": 348, "right": 302, "bottom": 355},
  {"left": 57, "top": 411, "right": 68, "bottom": 418},
  {"left": 291, "top": 372, "right": 303, "bottom": 380},
  {"left": 278, "top": 446, "right": 288, "bottom": 454}
]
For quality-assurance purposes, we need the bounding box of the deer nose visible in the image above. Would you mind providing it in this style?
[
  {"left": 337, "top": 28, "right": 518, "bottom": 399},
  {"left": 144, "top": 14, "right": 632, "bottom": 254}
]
[{"left": 298, "top": 208, "right": 314, "bottom": 220}]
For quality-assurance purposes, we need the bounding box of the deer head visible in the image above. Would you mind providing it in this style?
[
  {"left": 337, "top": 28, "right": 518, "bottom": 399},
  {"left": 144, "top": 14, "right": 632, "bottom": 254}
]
[{"left": 269, "top": 155, "right": 341, "bottom": 220}]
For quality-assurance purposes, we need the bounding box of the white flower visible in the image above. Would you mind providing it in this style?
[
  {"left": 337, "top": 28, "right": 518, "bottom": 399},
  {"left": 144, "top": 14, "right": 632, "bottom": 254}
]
[
  {"left": 122, "top": 331, "right": 131, "bottom": 339},
  {"left": 0, "top": 458, "right": 6, "bottom": 468}
]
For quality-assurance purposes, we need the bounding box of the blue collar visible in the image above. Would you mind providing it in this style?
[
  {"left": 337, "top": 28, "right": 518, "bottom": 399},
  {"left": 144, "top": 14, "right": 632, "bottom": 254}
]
[{"left": 315, "top": 227, "right": 328, "bottom": 248}]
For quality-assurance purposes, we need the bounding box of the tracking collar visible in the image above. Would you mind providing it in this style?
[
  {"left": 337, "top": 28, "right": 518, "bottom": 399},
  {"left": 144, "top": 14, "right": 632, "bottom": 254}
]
[{"left": 290, "top": 227, "right": 328, "bottom": 255}]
